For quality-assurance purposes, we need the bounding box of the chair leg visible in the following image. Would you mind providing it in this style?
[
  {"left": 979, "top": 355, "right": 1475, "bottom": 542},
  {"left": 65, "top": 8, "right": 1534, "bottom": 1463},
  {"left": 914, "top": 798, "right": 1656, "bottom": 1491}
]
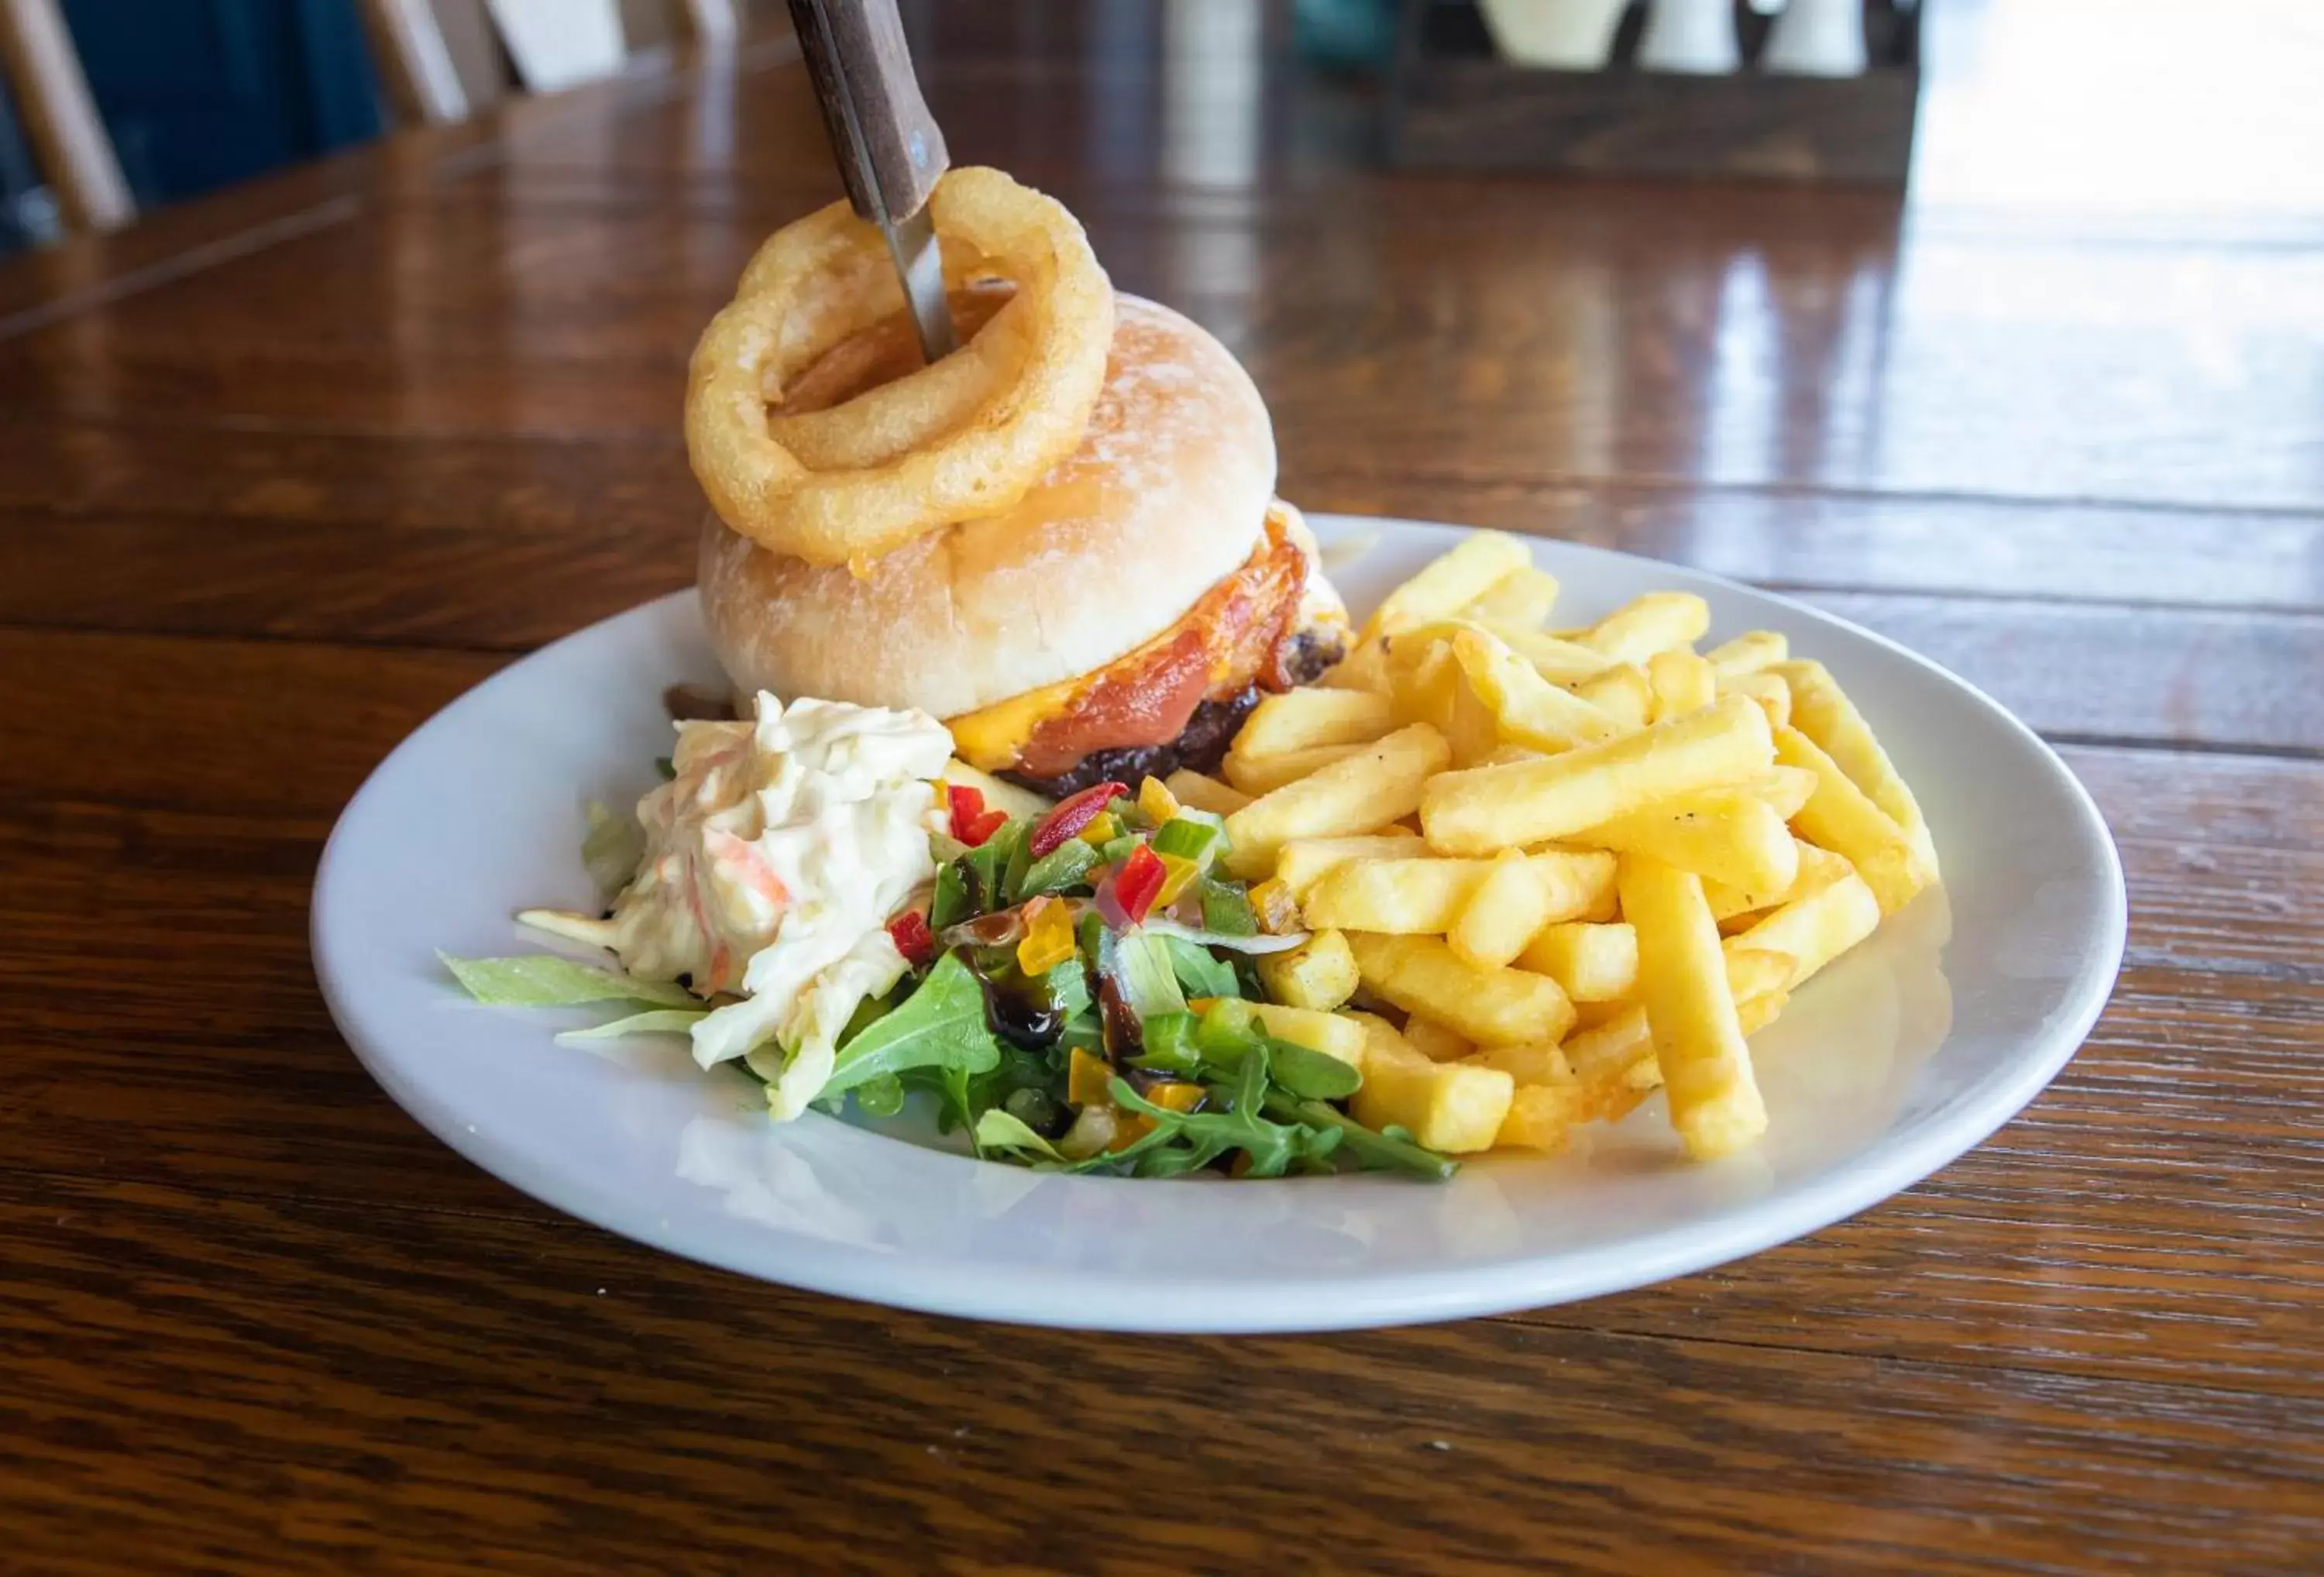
[
  {"left": 358, "top": 0, "right": 471, "bottom": 126},
  {"left": 0, "top": 0, "right": 132, "bottom": 231}
]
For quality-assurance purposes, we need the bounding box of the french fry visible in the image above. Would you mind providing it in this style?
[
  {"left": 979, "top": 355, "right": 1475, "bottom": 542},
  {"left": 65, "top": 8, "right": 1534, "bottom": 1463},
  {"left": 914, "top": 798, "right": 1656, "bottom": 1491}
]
[
  {"left": 1735, "top": 991, "right": 1788, "bottom": 1036},
  {"left": 1224, "top": 723, "right": 1450, "bottom": 878},
  {"left": 1304, "top": 857, "right": 1480, "bottom": 933},
  {"left": 1724, "top": 947, "right": 1793, "bottom": 1004},
  {"left": 1578, "top": 593, "right": 1710, "bottom": 665},
  {"left": 1441, "top": 658, "right": 1504, "bottom": 769},
  {"left": 1163, "top": 768, "right": 1251, "bottom": 816},
  {"left": 1563, "top": 1004, "right": 1648, "bottom": 1081},
  {"left": 1449, "top": 627, "right": 1627, "bottom": 751},
  {"left": 1345, "top": 932, "right": 1576, "bottom": 1047},
  {"left": 1494, "top": 1082, "right": 1588, "bottom": 1152},
  {"left": 1566, "top": 663, "right": 1652, "bottom": 726},
  {"left": 1402, "top": 1015, "right": 1474, "bottom": 1064},
  {"left": 1617, "top": 854, "right": 1767, "bottom": 1160},
  {"left": 1726, "top": 869, "right": 1882, "bottom": 991},
  {"left": 1464, "top": 1039, "right": 1572, "bottom": 1085},
  {"left": 1717, "top": 669, "right": 1792, "bottom": 730},
  {"left": 1569, "top": 995, "right": 1635, "bottom": 1032},
  {"left": 1243, "top": 1002, "right": 1369, "bottom": 1068},
  {"left": 1382, "top": 622, "right": 1458, "bottom": 679},
  {"left": 1546, "top": 844, "right": 1628, "bottom": 921},
  {"left": 1775, "top": 725, "right": 1932, "bottom": 913},
  {"left": 1449, "top": 850, "right": 1563, "bottom": 970},
  {"left": 1747, "top": 765, "right": 1818, "bottom": 820},
  {"left": 1234, "top": 687, "right": 1397, "bottom": 757},
  {"left": 1459, "top": 565, "right": 1561, "bottom": 629},
  {"left": 1270, "top": 541, "right": 1941, "bottom": 1170},
  {"left": 1272, "top": 830, "right": 1427, "bottom": 898},
  {"left": 1773, "top": 660, "right": 1939, "bottom": 878},
  {"left": 1706, "top": 630, "right": 1787, "bottom": 679},
  {"left": 1518, "top": 921, "right": 1638, "bottom": 1002},
  {"left": 1571, "top": 790, "right": 1800, "bottom": 895},
  {"left": 1254, "top": 928, "right": 1360, "bottom": 1012},
  {"left": 1343, "top": 1010, "right": 1409, "bottom": 1068},
  {"left": 1422, "top": 694, "right": 1773, "bottom": 855},
  {"left": 1700, "top": 838, "right": 1852, "bottom": 922},
  {"left": 944, "top": 760, "right": 1053, "bottom": 820},
  {"left": 1387, "top": 642, "right": 1457, "bottom": 728},
  {"left": 1318, "top": 637, "right": 1391, "bottom": 694},
  {"left": 1352, "top": 1036, "right": 1514, "bottom": 1153},
  {"left": 1578, "top": 772, "right": 1810, "bottom": 832},
  {"left": 1477, "top": 621, "right": 1618, "bottom": 684},
  {"left": 1562, "top": 1005, "right": 1659, "bottom": 1122},
  {"left": 1463, "top": 1041, "right": 1583, "bottom": 1151},
  {"left": 1386, "top": 641, "right": 1501, "bottom": 767},
  {"left": 1223, "top": 741, "right": 1366, "bottom": 795},
  {"left": 1647, "top": 649, "right": 1719, "bottom": 723},
  {"left": 1368, "top": 532, "right": 1532, "bottom": 637},
  {"left": 1303, "top": 850, "right": 1614, "bottom": 935}
]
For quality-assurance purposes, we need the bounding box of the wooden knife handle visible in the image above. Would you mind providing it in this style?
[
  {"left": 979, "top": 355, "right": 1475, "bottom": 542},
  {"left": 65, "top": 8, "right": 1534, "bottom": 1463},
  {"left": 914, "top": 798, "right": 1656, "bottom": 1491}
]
[{"left": 786, "top": 0, "right": 949, "bottom": 221}]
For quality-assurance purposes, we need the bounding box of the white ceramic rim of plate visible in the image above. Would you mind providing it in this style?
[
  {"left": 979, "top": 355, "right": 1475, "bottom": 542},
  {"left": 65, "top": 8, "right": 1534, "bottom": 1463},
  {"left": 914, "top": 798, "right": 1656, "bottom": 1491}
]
[{"left": 314, "top": 515, "right": 2127, "bottom": 1331}]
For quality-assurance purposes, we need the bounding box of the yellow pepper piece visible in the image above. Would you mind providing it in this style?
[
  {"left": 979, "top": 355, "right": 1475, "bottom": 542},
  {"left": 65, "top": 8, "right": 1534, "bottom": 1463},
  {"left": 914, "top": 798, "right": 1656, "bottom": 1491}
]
[
  {"left": 1107, "top": 1081, "right": 1204, "bottom": 1149},
  {"left": 1015, "top": 896, "right": 1078, "bottom": 976},
  {"left": 1078, "top": 812, "right": 1121, "bottom": 847},
  {"left": 1067, "top": 1046, "right": 1113, "bottom": 1108},
  {"left": 1138, "top": 775, "right": 1182, "bottom": 826},
  {"left": 1155, "top": 852, "right": 1202, "bottom": 907},
  {"left": 1143, "top": 1081, "right": 1206, "bottom": 1114}
]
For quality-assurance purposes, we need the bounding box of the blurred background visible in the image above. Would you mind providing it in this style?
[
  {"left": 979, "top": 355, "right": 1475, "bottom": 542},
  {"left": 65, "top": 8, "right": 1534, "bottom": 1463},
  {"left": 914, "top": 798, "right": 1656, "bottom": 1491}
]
[{"left": 6, "top": 0, "right": 2324, "bottom": 253}]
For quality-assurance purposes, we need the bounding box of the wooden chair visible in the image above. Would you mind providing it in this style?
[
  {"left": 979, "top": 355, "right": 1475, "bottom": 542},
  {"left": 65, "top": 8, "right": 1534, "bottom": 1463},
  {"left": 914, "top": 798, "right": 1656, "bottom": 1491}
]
[
  {"left": 0, "top": 0, "right": 132, "bottom": 231},
  {"left": 0, "top": 0, "right": 739, "bottom": 234},
  {"left": 363, "top": 0, "right": 740, "bottom": 129}
]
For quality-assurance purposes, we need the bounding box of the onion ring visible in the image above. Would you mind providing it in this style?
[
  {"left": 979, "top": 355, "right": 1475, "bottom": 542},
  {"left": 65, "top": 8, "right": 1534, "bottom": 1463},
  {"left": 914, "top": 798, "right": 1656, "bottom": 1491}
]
[{"left": 684, "top": 167, "right": 1113, "bottom": 568}]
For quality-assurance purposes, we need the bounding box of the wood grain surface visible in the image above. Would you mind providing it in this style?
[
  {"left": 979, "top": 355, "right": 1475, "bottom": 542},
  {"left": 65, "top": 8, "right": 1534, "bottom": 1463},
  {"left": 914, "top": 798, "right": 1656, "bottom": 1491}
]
[{"left": 1, "top": 2, "right": 2318, "bottom": 1571}]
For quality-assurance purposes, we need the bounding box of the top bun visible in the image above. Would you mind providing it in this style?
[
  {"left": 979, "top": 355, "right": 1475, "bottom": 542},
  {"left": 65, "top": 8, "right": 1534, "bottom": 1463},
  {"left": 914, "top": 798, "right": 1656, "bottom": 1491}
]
[{"left": 699, "top": 294, "right": 1277, "bottom": 721}]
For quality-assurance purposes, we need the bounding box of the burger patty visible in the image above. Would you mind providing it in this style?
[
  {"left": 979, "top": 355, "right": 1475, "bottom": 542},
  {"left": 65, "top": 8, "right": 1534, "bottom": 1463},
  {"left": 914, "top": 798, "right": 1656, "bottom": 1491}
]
[
  {"left": 957, "top": 510, "right": 1335, "bottom": 788},
  {"left": 997, "top": 629, "right": 1343, "bottom": 799}
]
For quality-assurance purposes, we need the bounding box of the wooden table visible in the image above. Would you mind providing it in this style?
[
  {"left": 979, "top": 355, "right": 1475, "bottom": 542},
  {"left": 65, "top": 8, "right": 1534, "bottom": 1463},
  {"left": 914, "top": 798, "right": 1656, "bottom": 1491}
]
[{"left": 5, "top": 5, "right": 2319, "bottom": 1570}]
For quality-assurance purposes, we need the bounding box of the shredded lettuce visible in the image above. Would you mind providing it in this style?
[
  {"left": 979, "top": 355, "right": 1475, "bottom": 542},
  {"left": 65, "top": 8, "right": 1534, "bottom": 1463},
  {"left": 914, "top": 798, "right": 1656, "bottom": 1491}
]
[
  {"left": 555, "top": 1008, "right": 708, "bottom": 1043},
  {"left": 1113, "top": 927, "right": 1188, "bottom": 1020},
  {"left": 440, "top": 951, "right": 696, "bottom": 1009},
  {"left": 580, "top": 800, "right": 645, "bottom": 895},
  {"left": 1140, "top": 916, "right": 1310, "bottom": 955},
  {"left": 972, "top": 1108, "right": 1067, "bottom": 1163}
]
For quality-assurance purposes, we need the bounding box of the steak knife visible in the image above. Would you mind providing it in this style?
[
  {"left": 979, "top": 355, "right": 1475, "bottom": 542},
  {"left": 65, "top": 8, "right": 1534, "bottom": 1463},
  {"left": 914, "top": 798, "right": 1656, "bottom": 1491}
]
[{"left": 785, "top": 0, "right": 957, "bottom": 362}]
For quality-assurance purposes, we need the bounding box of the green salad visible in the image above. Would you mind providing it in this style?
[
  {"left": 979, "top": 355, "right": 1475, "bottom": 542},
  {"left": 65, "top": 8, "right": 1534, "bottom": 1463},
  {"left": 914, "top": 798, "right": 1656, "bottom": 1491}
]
[{"left": 448, "top": 769, "right": 1455, "bottom": 1181}]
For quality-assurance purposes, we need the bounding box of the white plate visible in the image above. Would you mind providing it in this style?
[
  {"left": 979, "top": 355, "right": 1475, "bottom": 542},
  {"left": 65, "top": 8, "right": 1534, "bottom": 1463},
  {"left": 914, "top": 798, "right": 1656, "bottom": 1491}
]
[{"left": 313, "top": 517, "right": 2126, "bottom": 1333}]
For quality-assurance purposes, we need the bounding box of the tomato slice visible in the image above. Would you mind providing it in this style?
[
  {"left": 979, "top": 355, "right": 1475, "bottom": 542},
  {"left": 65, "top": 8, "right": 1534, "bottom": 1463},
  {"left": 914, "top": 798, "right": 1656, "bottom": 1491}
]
[
  {"left": 1115, "top": 843, "right": 1167, "bottom": 926},
  {"left": 1028, "top": 780, "right": 1129, "bottom": 858},
  {"left": 885, "top": 910, "right": 936, "bottom": 968},
  {"left": 946, "top": 783, "right": 986, "bottom": 838}
]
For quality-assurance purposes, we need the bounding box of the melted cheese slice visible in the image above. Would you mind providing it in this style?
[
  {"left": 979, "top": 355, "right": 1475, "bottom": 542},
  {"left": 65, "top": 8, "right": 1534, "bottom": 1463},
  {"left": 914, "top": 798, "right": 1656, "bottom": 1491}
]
[
  {"left": 946, "top": 510, "right": 1325, "bottom": 774},
  {"left": 949, "top": 682, "right": 1078, "bottom": 773}
]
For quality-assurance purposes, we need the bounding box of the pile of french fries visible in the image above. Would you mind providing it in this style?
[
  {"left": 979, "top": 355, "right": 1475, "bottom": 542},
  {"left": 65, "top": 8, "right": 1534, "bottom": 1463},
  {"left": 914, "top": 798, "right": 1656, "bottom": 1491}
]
[{"left": 1163, "top": 532, "right": 1941, "bottom": 1163}]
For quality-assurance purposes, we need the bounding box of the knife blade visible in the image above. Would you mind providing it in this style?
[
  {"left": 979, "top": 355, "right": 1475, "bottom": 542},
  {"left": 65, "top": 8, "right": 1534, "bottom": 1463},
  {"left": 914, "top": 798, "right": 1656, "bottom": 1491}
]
[{"left": 787, "top": 0, "right": 957, "bottom": 363}]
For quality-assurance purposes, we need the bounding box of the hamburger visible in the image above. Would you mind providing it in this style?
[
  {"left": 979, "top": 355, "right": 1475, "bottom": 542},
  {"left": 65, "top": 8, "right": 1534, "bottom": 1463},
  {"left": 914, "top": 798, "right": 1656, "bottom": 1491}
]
[{"left": 697, "top": 287, "right": 1349, "bottom": 798}]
